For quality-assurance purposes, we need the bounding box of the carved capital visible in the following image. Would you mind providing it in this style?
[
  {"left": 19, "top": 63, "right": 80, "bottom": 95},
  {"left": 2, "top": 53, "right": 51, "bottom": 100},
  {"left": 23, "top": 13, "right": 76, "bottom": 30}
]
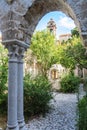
[
  {"left": 18, "top": 47, "right": 26, "bottom": 62},
  {"left": 6, "top": 44, "right": 26, "bottom": 62},
  {"left": 7, "top": 45, "right": 19, "bottom": 60}
]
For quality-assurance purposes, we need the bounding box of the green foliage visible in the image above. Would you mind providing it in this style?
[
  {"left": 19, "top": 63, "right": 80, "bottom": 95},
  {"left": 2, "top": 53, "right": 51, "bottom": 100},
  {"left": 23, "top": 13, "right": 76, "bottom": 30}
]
[
  {"left": 0, "top": 94, "right": 7, "bottom": 114},
  {"left": 24, "top": 74, "right": 53, "bottom": 117},
  {"left": 59, "top": 36, "right": 87, "bottom": 70},
  {"left": 30, "top": 30, "right": 56, "bottom": 76},
  {"left": 78, "top": 96, "right": 87, "bottom": 130},
  {"left": 0, "top": 44, "right": 8, "bottom": 114},
  {"left": 25, "top": 29, "right": 87, "bottom": 78},
  {"left": 65, "top": 37, "right": 87, "bottom": 69},
  {"left": 71, "top": 27, "right": 80, "bottom": 37},
  {"left": 60, "top": 72, "right": 80, "bottom": 93},
  {"left": 59, "top": 44, "right": 76, "bottom": 70}
]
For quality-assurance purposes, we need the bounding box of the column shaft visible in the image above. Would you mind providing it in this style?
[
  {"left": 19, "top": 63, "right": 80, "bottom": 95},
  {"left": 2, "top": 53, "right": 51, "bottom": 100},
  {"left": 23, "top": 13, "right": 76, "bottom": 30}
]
[
  {"left": 17, "top": 48, "right": 27, "bottom": 130},
  {"left": 7, "top": 45, "right": 19, "bottom": 130}
]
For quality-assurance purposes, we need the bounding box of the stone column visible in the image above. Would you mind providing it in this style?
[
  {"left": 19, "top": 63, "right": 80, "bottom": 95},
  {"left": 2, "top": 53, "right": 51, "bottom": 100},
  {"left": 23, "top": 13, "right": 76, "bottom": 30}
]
[
  {"left": 7, "top": 45, "right": 19, "bottom": 130},
  {"left": 17, "top": 47, "right": 27, "bottom": 130}
]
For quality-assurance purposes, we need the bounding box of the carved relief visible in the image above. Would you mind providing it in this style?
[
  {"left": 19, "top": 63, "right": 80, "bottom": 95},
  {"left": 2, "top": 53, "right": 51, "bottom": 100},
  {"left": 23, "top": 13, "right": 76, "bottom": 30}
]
[
  {"left": 17, "top": 30, "right": 24, "bottom": 40},
  {"left": 7, "top": 45, "right": 19, "bottom": 59},
  {"left": 18, "top": 47, "right": 25, "bottom": 61},
  {"left": 6, "top": 44, "right": 26, "bottom": 61}
]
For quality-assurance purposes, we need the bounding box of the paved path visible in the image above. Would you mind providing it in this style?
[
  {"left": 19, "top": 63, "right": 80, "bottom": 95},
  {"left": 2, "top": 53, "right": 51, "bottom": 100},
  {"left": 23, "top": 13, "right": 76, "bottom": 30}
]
[{"left": 27, "top": 93, "right": 77, "bottom": 130}]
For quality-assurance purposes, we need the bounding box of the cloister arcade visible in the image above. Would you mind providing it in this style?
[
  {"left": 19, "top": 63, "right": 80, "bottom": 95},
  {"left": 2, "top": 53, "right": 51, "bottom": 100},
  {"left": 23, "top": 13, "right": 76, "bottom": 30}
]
[{"left": 0, "top": 0, "right": 87, "bottom": 130}]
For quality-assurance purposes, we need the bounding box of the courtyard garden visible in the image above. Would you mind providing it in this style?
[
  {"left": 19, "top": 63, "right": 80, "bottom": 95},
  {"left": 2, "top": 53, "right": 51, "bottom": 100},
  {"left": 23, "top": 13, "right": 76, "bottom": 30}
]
[{"left": 0, "top": 28, "right": 87, "bottom": 130}]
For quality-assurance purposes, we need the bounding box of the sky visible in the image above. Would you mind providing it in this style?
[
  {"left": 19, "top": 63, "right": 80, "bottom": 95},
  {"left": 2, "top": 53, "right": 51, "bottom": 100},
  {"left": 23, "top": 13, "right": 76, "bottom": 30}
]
[{"left": 35, "top": 11, "right": 76, "bottom": 39}]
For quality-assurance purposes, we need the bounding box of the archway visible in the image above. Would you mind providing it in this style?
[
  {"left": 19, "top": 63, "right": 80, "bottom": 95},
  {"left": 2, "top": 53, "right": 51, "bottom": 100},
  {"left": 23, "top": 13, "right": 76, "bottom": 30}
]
[
  {"left": 24, "top": 0, "right": 80, "bottom": 43},
  {"left": 0, "top": 0, "right": 87, "bottom": 130}
]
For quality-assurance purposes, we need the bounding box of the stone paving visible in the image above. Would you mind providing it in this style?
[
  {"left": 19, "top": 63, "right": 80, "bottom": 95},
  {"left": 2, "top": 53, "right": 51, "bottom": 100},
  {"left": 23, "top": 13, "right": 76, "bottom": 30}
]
[{"left": 27, "top": 92, "right": 77, "bottom": 130}]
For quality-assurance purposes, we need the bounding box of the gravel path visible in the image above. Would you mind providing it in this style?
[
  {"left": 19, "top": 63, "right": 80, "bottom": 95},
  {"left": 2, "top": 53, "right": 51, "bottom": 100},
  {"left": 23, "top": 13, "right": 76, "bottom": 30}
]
[{"left": 27, "top": 93, "right": 77, "bottom": 130}]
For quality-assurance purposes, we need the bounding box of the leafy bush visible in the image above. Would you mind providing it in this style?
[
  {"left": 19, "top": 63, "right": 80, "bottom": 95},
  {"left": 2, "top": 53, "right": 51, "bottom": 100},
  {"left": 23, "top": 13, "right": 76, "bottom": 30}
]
[
  {"left": 0, "top": 45, "right": 8, "bottom": 114},
  {"left": 60, "top": 73, "right": 80, "bottom": 93},
  {"left": 24, "top": 74, "right": 53, "bottom": 117},
  {"left": 78, "top": 96, "right": 87, "bottom": 130},
  {"left": 0, "top": 93, "right": 7, "bottom": 114}
]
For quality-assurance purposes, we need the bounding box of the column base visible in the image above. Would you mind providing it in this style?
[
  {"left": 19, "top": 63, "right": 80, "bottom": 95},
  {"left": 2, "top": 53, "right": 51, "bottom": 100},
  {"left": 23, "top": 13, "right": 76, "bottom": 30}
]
[
  {"left": 18, "top": 120, "right": 28, "bottom": 130},
  {"left": 6, "top": 125, "right": 19, "bottom": 130},
  {"left": 19, "top": 125, "right": 28, "bottom": 130}
]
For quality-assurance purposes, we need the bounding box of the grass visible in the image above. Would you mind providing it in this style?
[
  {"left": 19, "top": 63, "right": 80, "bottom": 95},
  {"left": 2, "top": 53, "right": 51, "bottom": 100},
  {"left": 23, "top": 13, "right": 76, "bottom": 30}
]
[{"left": 0, "top": 115, "right": 7, "bottom": 130}]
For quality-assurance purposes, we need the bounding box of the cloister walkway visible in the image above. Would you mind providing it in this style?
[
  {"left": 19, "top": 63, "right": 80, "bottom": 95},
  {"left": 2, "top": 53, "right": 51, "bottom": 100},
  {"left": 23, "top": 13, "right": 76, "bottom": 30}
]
[{"left": 27, "top": 92, "right": 77, "bottom": 130}]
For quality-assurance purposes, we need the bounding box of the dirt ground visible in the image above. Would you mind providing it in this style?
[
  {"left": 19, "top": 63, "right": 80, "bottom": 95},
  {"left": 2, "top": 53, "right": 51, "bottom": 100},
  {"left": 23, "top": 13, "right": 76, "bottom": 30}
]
[{"left": 0, "top": 115, "right": 7, "bottom": 130}]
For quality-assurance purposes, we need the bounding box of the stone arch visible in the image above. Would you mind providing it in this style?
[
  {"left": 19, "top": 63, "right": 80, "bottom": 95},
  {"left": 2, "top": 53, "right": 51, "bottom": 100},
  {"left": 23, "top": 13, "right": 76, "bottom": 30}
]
[
  {"left": 23, "top": 0, "right": 87, "bottom": 46},
  {"left": 0, "top": 1, "right": 87, "bottom": 130}
]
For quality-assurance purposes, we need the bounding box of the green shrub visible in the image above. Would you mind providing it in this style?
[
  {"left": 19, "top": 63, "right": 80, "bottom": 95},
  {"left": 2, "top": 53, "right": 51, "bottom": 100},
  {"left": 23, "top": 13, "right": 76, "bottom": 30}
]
[
  {"left": 0, "top": 46, "right": 8, "bottom": 115},
  {"left": 24, "top": 74, "right": 53, "bottom": 117},
  {"left": 78, "top": 96, "right": 87, "bottom": 130},
  {"left": 0, "top": 93, "right": 7, "bottom": 114},
  {"left": 60, "top": 73, "right": 80, "bottom": 93}
]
